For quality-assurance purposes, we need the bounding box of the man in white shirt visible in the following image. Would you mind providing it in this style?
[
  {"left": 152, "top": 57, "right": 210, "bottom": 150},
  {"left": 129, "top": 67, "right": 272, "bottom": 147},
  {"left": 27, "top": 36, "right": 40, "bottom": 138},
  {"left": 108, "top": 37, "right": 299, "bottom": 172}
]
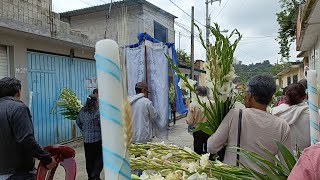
[{"left": 129, "top": 82, "right": 159, "bottom": 143}]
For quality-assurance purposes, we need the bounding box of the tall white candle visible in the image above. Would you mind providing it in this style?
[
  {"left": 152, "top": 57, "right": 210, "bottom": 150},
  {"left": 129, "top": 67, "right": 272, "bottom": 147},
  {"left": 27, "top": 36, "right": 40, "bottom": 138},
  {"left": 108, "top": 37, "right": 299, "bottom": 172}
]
[
  {"left": 95, "top": 39, "right": 131, "bottom": 180},
  {"left": 307, "top": 69, "right": 320, "bottom": 145}
]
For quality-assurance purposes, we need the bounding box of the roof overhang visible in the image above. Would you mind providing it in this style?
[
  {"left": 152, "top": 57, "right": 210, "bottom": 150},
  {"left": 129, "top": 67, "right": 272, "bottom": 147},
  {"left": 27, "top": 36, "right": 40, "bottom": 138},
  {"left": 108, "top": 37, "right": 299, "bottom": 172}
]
[
  {"left": 60, "top": 0, "right": 177, "bottom": 19},
  {"left": 275, "top": 63, "right": 303, "bottom": 77},
  {"left": 297, "top": 51, "right": 308, "bottom": 57},
  {"left": 297, "top": 0, "right": 320, "bottom": 51}
]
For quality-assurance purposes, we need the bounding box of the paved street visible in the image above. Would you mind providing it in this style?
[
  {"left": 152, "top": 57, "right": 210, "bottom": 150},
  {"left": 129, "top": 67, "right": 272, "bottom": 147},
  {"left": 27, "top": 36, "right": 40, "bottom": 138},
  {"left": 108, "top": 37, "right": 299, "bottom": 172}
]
[{"left": 53, "top": 117, "right": 193, "bottom": 179}]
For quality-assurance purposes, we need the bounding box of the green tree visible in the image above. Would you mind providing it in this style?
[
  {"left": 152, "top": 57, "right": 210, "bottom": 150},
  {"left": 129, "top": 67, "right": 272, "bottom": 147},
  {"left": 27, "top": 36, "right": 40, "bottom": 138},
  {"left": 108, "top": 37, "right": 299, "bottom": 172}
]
[
  {"left": 276, "top": 0, "right": 305, "bottom": 60},
  {"left": 176, "top": 49, "right": 191, "bottom": 66}
]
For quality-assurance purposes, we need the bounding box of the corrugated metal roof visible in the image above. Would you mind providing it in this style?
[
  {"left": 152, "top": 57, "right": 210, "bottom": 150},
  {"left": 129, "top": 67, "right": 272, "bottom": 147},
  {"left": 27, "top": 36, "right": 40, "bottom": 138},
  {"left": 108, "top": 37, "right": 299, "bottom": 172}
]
[{"left": 60, "top": 0, "right": 177, "bottom": 18}]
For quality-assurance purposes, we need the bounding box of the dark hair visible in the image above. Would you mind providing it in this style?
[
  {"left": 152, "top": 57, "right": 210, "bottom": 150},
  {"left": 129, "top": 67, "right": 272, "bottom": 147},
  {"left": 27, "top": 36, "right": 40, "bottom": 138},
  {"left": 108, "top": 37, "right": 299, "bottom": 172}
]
[
  {"left": 83, "top": 94, "right": 98, "bottom": 113},
  {"left": 286, "top": 83, "right": 306, "bottom": 105},
  {"left": 298, "top": 79, "right": 307, "bottom": 90},
  {"left": 246, "top": 75, "right": 276, "bottom": 105},
  {"left": 0, "top": 77, "right": 22, "bottom": 98},
  {"left": 135, "top": 87, "right": 143, "bottom": 94},
  {"left": 196, "top": 86, "right": 207, "bottom": 96},
  {"left": 93, "top": 88, "right": 98, "bottom": 95},
  {"left": 135, "top": 82, "right": 148, "bottom": 94},
  {"left": 282, "top": 86, "right": 288, "bottom": 96}
]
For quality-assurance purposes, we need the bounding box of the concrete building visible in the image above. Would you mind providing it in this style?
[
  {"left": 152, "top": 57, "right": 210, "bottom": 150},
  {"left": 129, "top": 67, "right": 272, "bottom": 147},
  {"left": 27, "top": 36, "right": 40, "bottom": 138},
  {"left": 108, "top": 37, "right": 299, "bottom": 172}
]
[
  {"left": 169, "top": 60, "right": 206, "bottom": 87},
  {"left": 296, "top": 0, "right": 320, "bottom": 82},
  {"left": 60, "top": 0, "right": 176, "bottom": 46},
  {"left": 0, "top": 0, "right": 96, "bottom": 146},
  {"left": 275, "top": 62, "right": 304, "bottom": 88}
]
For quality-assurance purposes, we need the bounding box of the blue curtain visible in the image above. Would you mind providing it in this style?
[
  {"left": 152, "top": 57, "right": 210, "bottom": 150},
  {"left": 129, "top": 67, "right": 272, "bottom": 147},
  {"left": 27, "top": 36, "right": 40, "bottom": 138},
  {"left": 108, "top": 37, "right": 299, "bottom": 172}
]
[{"left": 167, "top": 43, "right": 188, "bottom": 114}]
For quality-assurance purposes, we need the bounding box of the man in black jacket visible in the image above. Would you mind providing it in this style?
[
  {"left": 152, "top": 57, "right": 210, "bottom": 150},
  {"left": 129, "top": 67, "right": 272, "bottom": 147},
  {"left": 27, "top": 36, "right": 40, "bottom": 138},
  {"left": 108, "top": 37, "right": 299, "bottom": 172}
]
[{"left": 0, "top": 77, "right": 57, "bottom": 180}]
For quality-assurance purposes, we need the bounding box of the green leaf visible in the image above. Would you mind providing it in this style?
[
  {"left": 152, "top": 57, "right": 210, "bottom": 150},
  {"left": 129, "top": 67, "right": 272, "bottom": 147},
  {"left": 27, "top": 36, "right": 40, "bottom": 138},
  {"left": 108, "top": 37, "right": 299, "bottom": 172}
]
[{"left": 276, "top": 141, "right": 296, "bottom": 171}]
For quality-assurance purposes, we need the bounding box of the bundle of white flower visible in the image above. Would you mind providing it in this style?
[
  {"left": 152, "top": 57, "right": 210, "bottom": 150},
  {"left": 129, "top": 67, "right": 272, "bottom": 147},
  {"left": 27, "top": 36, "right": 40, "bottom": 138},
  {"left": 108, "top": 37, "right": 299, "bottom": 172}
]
[
  {"left": 52, "top": 88, "right": 82, "bottom": 120},
  {"left": 168, "top": 23, "right": 242, "bottom": 135},
  {"left": 129, "top": 142, "right": 253, "bottom": 180}
]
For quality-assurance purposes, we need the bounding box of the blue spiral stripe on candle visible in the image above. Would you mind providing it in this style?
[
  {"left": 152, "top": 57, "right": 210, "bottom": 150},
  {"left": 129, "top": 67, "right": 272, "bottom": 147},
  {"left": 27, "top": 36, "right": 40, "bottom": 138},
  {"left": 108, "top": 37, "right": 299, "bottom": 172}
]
[
  {"left": 309, "top": 102, "right": 319, "bottom": 113},
  {"left": 96, "top": 65, "right": 121, "bottom": 82},
  {"left": 99, "top": 99, "right": 121, "bottom": 113},
  {"left": 103, "top": 146, "right": 130, "bottom": 167},
  {"left": 308, "top": 83, "right": 318, "bottom": 94},
  {"left": 100, "top": 110, "right": 122, "bottom": 126},
  {"left": 99, "top": 99, "right": 122, "bottom": 126},
  {"left": 102, "top": 146, "right": 131, "bottom": 180},
  {"left": 95, "top": 53, "right": 121, "bottom": 82},
  {"left": 103, "top": 162, "right": 131, "bottom": 180},
  {"left": 311, "top": 135, "right": 319, "bottom": 144},
  {"left": 95, "top": 53, "right": 121, "bottom": 71},
  {"left": 311, "top": 120, "right": 320, "bottom": 131}
]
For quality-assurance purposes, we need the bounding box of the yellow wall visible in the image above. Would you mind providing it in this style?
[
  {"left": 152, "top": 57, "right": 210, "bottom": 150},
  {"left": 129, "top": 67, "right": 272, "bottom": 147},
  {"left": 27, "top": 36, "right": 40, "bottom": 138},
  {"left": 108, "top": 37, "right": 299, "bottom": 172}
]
[{"left": 277, "top": 67, "right": 304, "bottom": 88}]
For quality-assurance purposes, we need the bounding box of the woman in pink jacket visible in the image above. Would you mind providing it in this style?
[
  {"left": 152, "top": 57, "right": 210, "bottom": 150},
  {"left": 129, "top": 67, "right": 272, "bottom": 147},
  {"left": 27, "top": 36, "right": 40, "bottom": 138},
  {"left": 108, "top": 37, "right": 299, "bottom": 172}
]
[{"left": 288, "top": 143, "right": 320, "bottom": 180}]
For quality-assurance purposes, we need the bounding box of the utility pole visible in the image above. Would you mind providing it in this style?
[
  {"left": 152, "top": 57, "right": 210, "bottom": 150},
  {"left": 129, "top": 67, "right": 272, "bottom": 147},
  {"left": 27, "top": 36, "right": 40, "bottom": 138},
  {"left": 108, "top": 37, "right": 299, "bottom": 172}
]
[
  {"left": 179, "top": 31, "right": 181, "bottom": 50},
  {"left": 205, "top": 0, "right": 221, "bottom": 60},
  {"left": 190, "top": 6, "right": 194, "bottom": 80}
]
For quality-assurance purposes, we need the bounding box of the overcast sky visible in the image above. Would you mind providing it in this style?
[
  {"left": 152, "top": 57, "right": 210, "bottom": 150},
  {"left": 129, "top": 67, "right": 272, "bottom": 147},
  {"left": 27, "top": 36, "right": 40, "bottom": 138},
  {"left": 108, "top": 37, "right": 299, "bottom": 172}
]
[{"left": 53, "top": 0, "right": 299, "bottom": 64}]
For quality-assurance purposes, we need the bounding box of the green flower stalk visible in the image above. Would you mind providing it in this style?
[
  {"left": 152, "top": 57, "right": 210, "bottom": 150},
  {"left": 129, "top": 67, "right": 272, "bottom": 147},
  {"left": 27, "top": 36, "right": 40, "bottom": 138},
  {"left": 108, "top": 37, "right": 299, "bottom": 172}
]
[
  {"left": 167, "top": 23, "right": 242, "bottom": 135},
  {"left": 129, "top": 142, "right": 254, "bottom": 180}
]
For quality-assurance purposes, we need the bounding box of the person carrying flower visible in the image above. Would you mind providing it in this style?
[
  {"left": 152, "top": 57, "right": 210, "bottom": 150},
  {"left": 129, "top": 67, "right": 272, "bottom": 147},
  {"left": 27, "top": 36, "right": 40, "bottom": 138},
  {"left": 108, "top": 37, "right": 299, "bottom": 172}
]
[
  {"left": 207, "top": 74, "right": 292, "bottom": 171},
  {"left": 76, "top": 94, "right": 103, "bottom": 180}
]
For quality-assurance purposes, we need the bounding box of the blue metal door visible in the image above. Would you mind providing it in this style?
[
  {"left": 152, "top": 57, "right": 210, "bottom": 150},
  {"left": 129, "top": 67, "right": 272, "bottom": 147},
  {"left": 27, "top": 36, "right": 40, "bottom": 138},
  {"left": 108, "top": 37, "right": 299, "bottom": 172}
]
[{"left": 27, "top": 51, "right": 96, "bottom": 146}]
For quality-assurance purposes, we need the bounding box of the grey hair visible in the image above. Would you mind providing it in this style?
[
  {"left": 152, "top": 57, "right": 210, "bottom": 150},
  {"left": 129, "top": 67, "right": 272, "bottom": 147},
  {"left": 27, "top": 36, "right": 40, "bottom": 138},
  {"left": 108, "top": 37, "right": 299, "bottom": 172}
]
[
  {"left": 196, "top": 86, "right": 208, "bottom": 97},
  {"left": 246, "top": 74, "right": 276, "bottom": 105}
]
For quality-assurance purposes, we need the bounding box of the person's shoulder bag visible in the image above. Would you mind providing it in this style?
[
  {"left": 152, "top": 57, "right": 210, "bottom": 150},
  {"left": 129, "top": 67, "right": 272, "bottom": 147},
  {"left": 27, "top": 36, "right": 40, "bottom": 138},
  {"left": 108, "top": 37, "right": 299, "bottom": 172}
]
[{"left": 236, "top": 109, "right": 243, "bottom": 167}]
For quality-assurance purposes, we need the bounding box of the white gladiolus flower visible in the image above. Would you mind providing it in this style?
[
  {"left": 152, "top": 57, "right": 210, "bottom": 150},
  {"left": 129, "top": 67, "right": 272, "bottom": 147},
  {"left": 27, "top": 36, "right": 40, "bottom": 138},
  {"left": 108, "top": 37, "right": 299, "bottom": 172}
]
[
  {"left": 200, "top": 153, "right": 210, "bottom": 168},
  {"left": 178, "top": 79, "right": 187, "bottom": 90},
  {"left": 150, "top": 174, "right": 165, "bottom": 180},
  {"left": 203, "top": 62, "right": 210, "bottom": 72},
  {"left": 140, "top": 171, "right": 150, "bottom": 180},
  {"left": 166, "top": 172, "right": 181, "bottom": 180},
  {"left": 191, "top": 92, "right": 197, "bottom": 102},
  {"left": 219, "top": 94, "right": 229, "bottom": 103},
  {"left": 187, "top": 79, "right": 197, "bottom": 87},
  {"left": 183, "top": 147, "right": 193, "bottom": 153},
  {"left": 214, "top": 160, "right": 225, "bottom": 167},
  {"left": 181, "top": 162, "right": 189, "bottom": 169},
  {"left": 219, "top": 82, "right": 232, "bottom": 95},
  {"left": 225, "top": 70, "right": 238, "bottom": 81},
  {"left": 187, "top": 162, "right": 197, "bottom": 173},
  {"left": 187, "top": 172, "right": 208, "bottom": 180},
  {"left": 161, "top": 153, "right": 173, "bottom": 160},
  {"left": 205, "top": 80, "right": 214, "bottom": 89}
]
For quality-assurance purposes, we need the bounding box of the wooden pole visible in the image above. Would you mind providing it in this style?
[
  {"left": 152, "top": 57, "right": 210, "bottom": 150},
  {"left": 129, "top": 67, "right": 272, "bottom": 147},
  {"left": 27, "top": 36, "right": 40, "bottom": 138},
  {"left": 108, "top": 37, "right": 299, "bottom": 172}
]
[
  {"left": 144, "top": 33, "right": 149, "bottom": 98},
  {"left": 190, "top": 6, "right": 194, "bottom": 80}
]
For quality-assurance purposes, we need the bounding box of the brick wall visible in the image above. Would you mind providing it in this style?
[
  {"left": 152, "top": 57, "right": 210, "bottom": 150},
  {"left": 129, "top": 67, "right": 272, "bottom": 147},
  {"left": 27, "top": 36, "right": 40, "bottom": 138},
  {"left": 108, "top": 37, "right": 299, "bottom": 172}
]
[{"left": 0, "top": 0, "right": 52, "bottom": 28}]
